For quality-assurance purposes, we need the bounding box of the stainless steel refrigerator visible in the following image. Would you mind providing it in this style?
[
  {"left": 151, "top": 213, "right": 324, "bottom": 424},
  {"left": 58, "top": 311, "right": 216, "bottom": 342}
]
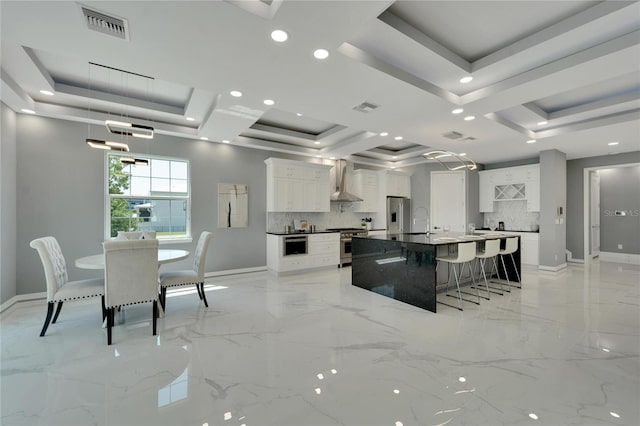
[{"left": 386, "top": 197, "right": 411, "bottom": 233}]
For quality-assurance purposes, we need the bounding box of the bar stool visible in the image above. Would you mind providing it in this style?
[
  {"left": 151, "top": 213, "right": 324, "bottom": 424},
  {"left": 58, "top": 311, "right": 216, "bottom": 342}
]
[
  {"left": 496, "top": 237, "right": 521, "bottom": 290},
  {"left": 473, "top": 238, "right": 501, "bottom": 297},
  {"left": 436, "top": 241, "right": 479, "bottom": 311}
]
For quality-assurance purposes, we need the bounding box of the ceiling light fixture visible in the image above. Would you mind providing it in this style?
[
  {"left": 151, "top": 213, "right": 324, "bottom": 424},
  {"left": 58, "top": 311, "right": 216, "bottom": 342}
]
[
  {"left": 464, "top": 116, "right": 475, "bottom": 121},
  {"left": 610, "top": 412, "right": 620, "bottom": 418},
  {"left": 230, "top": 90, "right": 243, "bottom": 97},
  {"left": 392, "top": 156, "right": 397, "bottom": 159},
  {"left": 271, "top": 29, "right": 288, "bottom": 42},
  {"left": 527, "top": 139, "right": 537, "bottom": 144},
  {"left": 424, "top": 150, "right": 477, "bottom": 171},
  {"left": 313, "top": 49, "right": 329, "bottom": 59},
  {"left": 120, "top": 156, "right": 149, "bottom": 166},
  {"left": 537, "top": 121, "right": 548, "bottom": 125},
  {"left": 608, "top": 141, "right": 619, "bottom": 146},
  {"left": 40, "top": 90, "right": 54, "bottom": 96},
  {"left": 380, "top": 132, "right": 388, "bottom": 136},
  {"left": 459, "top": 152, "right": 467, "bottom": 156},
  {"left": 394, "top": 136, "right": 403, "bottom": 140},
  {"left": 200, "top": 137, "right": 208, "bottom": 140},
  {"left": 459, "top": 76, "right": 473, "bottom": 83},
  {"left": 21, "top": 109, "right": 35, "bottom": 114},
  {"left": 314, "top": 141, "right": 321, "bottom": 145},
  {"left": 263, "top": 99, "right": 275, "bottom": 106},
  {"left": 222, "top": 140, "right": 230, "bottom": 144},
  {"left": 86, "top": 138, "right": 130, "bottom": 152},
  {"left": 105, "top": 120, "right": 154, "bottom": 139},
  {"left": 452, "top": 108, "right": 464, "bottom": 114},
  {"left": 296, "top": 113, "right": 302, "bottom": 116},
  {"left": 186, "top": 117, "right": 195, "bottom": 121},
  {"left": 329, "top": 156, "right": 336, "bottom": 160}
]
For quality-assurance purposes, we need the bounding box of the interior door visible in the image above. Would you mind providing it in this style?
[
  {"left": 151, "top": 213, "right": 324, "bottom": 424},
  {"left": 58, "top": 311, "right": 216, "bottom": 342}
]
[
  {"left": 590, "top": 171, "right": 600, "bottom": 257},
  {"left": 430, "top": 171, "right": 466, "bottom": 233}
]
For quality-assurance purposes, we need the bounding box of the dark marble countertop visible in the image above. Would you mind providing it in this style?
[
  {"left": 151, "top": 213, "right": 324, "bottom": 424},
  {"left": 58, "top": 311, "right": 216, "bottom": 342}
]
[
  {"left": 267, "top": 230, "right": 340, "bottom": 236},
  {"left": 476, "top": 228, "right": 539, "bottom": 233},
  {"left": 354, "top": 231, "right": 517, "bottom": 245}
]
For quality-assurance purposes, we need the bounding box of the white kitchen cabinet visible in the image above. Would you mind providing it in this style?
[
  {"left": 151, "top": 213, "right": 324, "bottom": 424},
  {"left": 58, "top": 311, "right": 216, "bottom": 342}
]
[
  {"left": 352, "top": 170, "right": 379, "bottom": 212},
  {"left": 478, "top": 164, "right": 540, "bottom": 213},
  {"left": 266, "top": 233, "right": 339, "bottom": 273},
  {"left": 381, "top": 170, "right": 410, "bottom": 197},
  {"left": 265, "top": 158, "right": 331, "bottom": 212}
]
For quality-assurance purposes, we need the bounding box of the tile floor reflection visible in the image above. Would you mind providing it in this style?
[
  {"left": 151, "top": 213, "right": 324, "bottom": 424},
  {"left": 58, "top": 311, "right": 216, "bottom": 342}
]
[{"left": 1, "top": 260, "right": 639, "bottom": 425}]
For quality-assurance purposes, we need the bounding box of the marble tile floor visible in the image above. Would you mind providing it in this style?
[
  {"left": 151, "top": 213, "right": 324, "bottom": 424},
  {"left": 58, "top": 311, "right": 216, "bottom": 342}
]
[{"left": 1, "top": 260, "right": 638, "bottom": 426}]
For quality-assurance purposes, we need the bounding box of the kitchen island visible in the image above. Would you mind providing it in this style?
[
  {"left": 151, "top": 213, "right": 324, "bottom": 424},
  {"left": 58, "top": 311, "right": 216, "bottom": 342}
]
[{"left": 351, "top": 232, "right": 521, "bottom": 313}]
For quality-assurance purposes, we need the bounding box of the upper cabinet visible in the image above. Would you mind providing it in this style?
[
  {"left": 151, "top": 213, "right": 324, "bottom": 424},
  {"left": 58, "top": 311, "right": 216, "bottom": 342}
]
[
  {"left": 479, "top": 164, "right": 540, "bottom": 212},
  {"left": 381, "top": 170, "right": 411, "bottom": 198},
  {"left": 265, "top": 158, "right": 331, "bottom": 212},
  {"left": 352, "top": 169, "right": 379, "bottom": 212}
]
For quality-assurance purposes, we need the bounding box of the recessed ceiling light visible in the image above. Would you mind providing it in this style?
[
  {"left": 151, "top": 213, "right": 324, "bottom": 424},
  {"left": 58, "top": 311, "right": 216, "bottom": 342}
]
[
  {"left": 296, "top": 113, "right": 302, "bottom": 116},
  {"left": 263, "top": 99, "right": 275, "bottom": 106},
  {"left": 392, "top": 156, "right": 397, "bottom": 159},
  {"left": 21, "top": 109, "right": 35, "bottom": 114},
  {"left": 390, "top": 167, "right": 396, "bottom": 170},
  {"left": 527, "top": 139, "right": 537, "bottom": 144},
  {"left": 610, "top": 412, "right": 620, "bottom": 418},
  {"left": 394, "top": 136, "right": 403, "bottom": 140},
  {"left": 39, "top": 90, "right": 54, "bottom": 96},
  {"left": 452, "top": 108, "right": 464, "bottom": 114},
  {"left": 458, "top": 377, "right": 466, "bottom": 382},
  {"left": 230, "top": 90, "right": 243, "bottom": 97},
  {"left": 270, "top": 29, "right": 288, "bottom": 42},
  {"left": 314, "top": 141, "right": 320, "bottom": 145},
  {"left": 380, "top": 132, "right": 388, "bottom": 136},
  {"left": 464, "top": 116, "right": 475, "bottom": 121},
  {"left": 222, "top": 140, "right": 230, "bottom": 144},
  {"left": 608, "top": 141, "right": 619, "bottom": 146},
  {"left": 329, "top": 156, "right": 336, "bottom": 160},
  {"left": 316, "top": 155, "right": 321, "bottom": 158},
  {"left": 537, "top": 121, "right": 548, "bottom": 125},
  {"left": 200, "top": 137, "right": 208, "bottom": 140},
  {"left": 313, "top": 49, "right": 329, "bottom": 60},
  {"left": 186, "top": 117, "right": 195, "bottom": 121},
  {"left": 459, "top": 152, "right": 467, "bottom": 156},
  {"left": 529, "top": 413, "right": 538, "bottom": 420},
  {"left": 459, "top": 76, "right": 473, "bottom": 84}
]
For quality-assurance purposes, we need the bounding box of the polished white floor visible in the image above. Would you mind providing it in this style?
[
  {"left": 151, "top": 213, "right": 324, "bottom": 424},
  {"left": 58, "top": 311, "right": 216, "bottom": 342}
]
[{"left": 1, "top": 260, "right": 639, "bottom": 426}]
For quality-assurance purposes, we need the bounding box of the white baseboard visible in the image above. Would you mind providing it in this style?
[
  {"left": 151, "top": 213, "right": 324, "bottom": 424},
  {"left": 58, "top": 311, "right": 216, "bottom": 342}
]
[
  {"left": 0, "top": 292, "right": 46, "bottom": 314},
  {"left": 539, "top": 263, "right": 568, "bottom": 272},
  {"left": 204, "top": 266, "right": 267, "bottom": 278},
  {"left": 566, "top": 250, "right": 584, "bottom": 264},
  {"left": 599, "top": 252, "right": 640, "bottom": 265}
]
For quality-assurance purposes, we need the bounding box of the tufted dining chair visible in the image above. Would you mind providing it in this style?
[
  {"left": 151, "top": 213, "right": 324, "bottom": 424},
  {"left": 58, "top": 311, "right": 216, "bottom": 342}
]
[
  {"left": 103, "top": 238, "right": 159, "bottom": 345},
  {"left": 116, "top": 230, "right": 157, "bottom": 240},
  {"left": 30, "top": 236, "right": 105, "bottom": 337},
  {"left": 159, "top": 231, "right": 213, "bottom": 311}
]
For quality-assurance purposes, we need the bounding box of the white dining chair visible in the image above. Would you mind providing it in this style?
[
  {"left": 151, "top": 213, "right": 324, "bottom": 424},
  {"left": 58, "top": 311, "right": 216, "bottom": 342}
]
[
  {"left": 103, "top": 238, "right": 159, "bottom": 345},
  {"left": 116, "top": 230, "right": 157, "bottom": 240},
  {"left": 30, "top": 236, "right": 105, "bottom": 337},
  {"left": 159, "top": 231, "right": 213, "bottom": 311}
]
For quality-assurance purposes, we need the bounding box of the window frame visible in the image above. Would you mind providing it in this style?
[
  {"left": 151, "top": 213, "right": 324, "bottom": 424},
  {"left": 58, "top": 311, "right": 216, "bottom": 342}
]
[{"left": 104, "top": 152, "right": 192, "bottom": 244}]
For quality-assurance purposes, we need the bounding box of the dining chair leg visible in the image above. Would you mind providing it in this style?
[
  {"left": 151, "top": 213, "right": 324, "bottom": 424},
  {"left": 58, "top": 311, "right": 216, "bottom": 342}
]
[
  {"left": 196, "top": 283, "right": 203, "bottom": 300},
  {"left": 200, "top": 283, "right": 208, "bottom": 308},
  {"left": 52, "top": 301, "right": 64, "bottom": 323},
  {"left": 40, "top": 302, "right": 55, "bottom": 337},
  {"left": 152, "top": 301, "right": 158, "bottom": 336},
  {"left": 101, "top": 296, "right": 107, "bottom": 321},
  {"left": 107, "top": 307, "right": 113, "bottom": 345}
]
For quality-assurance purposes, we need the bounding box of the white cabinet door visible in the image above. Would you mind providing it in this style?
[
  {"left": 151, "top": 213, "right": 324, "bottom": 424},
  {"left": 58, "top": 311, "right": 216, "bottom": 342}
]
[
  {"left": 353, "top": 170, "right": 379, "bottom": 212},
  {"left": 266, "top": 158, "right": 332, "bottom": 212},
  {"left": 525, "top": 165, "right": 540, "bottom": 212},
  {"left": 385, "top": 172, "right": 410, "bottom": 197},
  {"left": 479, "top": 171, "right": 494, "bottom": 212}
]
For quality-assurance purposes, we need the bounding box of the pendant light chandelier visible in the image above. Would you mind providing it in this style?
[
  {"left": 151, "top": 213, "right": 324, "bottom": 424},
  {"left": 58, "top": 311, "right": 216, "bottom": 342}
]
[
  {"left": 86, "top": 62, "right": 154, "bottom": 163},
  {"left": 423, "top": 150, "right": 477, "bottom": 171}
]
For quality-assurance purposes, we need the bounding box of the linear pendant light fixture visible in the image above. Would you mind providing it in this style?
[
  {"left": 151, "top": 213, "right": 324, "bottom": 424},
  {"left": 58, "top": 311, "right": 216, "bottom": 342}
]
[
  {"left": 423, "top": 150, "right": 477, "bottom": 170},
  {"left": 120, "top": 156, "right": 149, "bottom": 166},
  {"left": 86, "top": 138, "right": 130, "bottom": 152},
  {"left": 105, "top": 120, "right": 154, "bottom": 139}
]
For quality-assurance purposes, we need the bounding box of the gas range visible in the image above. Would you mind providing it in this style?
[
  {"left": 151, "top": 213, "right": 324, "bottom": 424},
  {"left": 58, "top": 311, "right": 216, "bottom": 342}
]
[
  {"left": 326, "top": 228, "right": 368, "bottom": 266},
  {"left": 326, "top": 228, "right": 368, "bottom": 238}
]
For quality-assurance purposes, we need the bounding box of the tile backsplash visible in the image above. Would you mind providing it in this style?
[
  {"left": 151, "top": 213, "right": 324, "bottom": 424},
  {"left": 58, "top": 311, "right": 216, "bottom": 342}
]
[
  {"left": 483, "top": 200, "right": 540, "bottom": 231},
  {"left": 268, "top": 204, "right": 381, "bottom": 232}
]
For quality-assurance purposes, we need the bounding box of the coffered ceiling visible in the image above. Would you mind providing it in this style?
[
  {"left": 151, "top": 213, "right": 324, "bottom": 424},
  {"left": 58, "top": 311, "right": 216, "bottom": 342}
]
[{"left": 1, "top": 0, "right": 639, "bottom": 168}]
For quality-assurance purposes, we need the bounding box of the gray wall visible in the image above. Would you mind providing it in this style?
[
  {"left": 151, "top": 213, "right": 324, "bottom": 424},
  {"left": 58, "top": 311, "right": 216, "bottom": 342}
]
[
  {"left": 539, "top": 149, "right": 567, "bottom": 268},
  {"left": 566, "top": 152, "right": 640, "bottom": 261},
  {"left": 14, "top": 114, "right": 311, "bottom": 296},
  {"left": 598, "top": 166, "right": 640, "bottom": 254},
  {"left": 1, "top": 103, "right": 17, "bottom": 304}
]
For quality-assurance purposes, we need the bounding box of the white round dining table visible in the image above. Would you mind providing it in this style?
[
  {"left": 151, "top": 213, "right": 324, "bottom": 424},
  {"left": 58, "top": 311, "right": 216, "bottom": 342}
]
[{"left": 75, "top": 249, "right": 190, "bottom": 269}]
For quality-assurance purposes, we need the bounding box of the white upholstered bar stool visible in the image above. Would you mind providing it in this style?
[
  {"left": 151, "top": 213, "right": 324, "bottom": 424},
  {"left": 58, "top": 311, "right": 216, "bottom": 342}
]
[
  {"left": 496, "top": 237, "right": 521, "bottom": 290},
  {"left": 473, "top": 238, "right": 501, "bottom": 297},
  {"left": 435, "top": 241, "right": 479, "bottom": 311}
]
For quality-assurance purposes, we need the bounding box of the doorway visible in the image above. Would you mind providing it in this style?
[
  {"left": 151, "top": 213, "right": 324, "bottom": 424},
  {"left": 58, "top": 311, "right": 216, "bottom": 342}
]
[
  {"left": 430, "top": 171, "right": 466, "bottom": 233},
  {"left": 589, "top": 171, "right": 600, "bottom": 258}
]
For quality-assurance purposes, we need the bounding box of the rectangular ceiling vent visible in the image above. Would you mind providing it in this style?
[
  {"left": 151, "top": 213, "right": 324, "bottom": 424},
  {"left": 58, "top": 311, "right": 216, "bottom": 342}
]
[
  {"left": 81, "top": 5, "right": 129, "bottom": 40},
  {"left": 352, "top": 101, "right": 379, "bottom": 113},
  {"left": 443, "top": 131, "right": 463, "bottom": 140}
]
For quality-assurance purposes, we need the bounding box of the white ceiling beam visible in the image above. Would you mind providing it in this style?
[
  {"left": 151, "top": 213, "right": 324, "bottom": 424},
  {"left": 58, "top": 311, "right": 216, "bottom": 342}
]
[
  {"left": 183, "top": 88, "right": 216, "bottom": 125},
  {"left": 320, "top": 130, "right": 379, "bottom": 158},
  {"left": 484, "top": 112, "right": 536, "bottom": 139},
  {"left": 549, "top": 91, "right": 640, "bottom": 120},
  {"left": 232, "top": 135, "right": 321, "bottom": 158},
  {"left": 23, "top": 47, "right": 55, "bottom": 91},
  {"left": 1, "top": 69, "right": 33, "bottom": 111},
  {"left": 534, "top": 109, "right": 640, "bottom": 139},
  {"left": 522, "top": 102, "right": 549, "bottom": 120}
]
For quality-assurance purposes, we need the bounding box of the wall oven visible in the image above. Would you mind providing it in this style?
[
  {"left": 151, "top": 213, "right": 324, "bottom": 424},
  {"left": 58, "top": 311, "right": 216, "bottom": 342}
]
[
  {"left": 283, "top": 235, "right": 308, "bottom": 256},
  {"left": 327, "top": 228, "right": 368, "bottom": 266}
]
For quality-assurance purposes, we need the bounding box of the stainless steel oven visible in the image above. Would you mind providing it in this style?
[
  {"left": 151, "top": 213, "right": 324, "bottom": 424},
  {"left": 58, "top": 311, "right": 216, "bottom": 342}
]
[
  {"left": 283, "top": 235, "right": 308, "bottom": 256},
  {"left": 328, "top": 228, "right": 368, "bottom": 266}
]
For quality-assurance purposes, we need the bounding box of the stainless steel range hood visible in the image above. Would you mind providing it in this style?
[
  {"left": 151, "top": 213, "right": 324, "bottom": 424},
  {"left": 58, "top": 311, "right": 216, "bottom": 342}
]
[{"left": 330, "top": 159, "right": 363, "bottom": 202}]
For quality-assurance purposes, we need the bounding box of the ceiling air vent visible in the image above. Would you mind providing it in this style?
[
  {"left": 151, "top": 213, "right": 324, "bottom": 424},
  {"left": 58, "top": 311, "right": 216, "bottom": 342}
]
[
  {"left": 443, "top": 131, "right": 463, "bottom": 140},
  {"left": 81, "top": 5, "right": 129, "bottom": 40},
  {"left": 462, "top": 136, "right": 477, "bottom": 141},
  {"left": 352, "top": 101, "right": 379, "bottom": 113}
]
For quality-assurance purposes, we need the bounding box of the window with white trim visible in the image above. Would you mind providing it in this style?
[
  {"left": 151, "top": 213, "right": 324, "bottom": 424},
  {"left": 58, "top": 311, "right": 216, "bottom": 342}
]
[{"left": 106, "top": 153, "right": 190, "bottom": 240}]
